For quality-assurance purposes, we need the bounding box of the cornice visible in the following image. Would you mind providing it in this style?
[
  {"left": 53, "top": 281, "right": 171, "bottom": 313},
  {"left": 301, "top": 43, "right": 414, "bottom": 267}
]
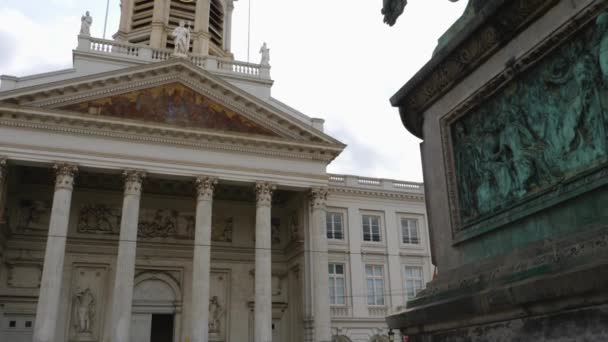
[
  {"left": 328, "top": 186, "right": 425, "bottom": 202},
  {"left": 0, "top": 104, "right": 342, "bottom": 162}
]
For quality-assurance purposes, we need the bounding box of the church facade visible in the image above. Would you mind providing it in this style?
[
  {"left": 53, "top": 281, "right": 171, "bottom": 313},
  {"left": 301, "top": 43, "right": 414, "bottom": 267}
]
[{"left": 0, "top": 1, "right": 431, "bottom": 342}]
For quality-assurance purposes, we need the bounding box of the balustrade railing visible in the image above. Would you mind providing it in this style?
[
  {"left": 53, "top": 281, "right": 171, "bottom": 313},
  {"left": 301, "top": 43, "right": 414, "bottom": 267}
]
[
  {"left": 328, "top": 174, "right": 424, "bottom": 194},
  {"left": 330, "top": 306, "right": 349, "bottom": 317},
  {"left": 77, "top": 35, "right": 269, "bottom": 80}
]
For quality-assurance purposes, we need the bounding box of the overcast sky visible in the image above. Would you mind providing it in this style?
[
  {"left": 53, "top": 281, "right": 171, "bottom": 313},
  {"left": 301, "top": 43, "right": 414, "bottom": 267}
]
[{"left": 0, "top": 0, "right": 467, "bottom": 182}]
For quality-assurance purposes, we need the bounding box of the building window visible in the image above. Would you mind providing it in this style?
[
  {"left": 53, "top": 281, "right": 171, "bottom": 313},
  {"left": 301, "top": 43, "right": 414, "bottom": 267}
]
[
  {"left": 328, "top": 263, "right": 346, "bottom": 305},
  {"left": 326, "top": 212, "right": 344, "bottom": 240},
  {"left": 362, "top": 215, "right": 381, "bottom": 242},
  {"left": 404, "top": 266, "right": 424, "bottom": 299},
  {"left": 401, "top": 218, "right": 420, "bottom": 244},
  {"left": 366, "top": 265, "right": 385, "bottom": 306}
]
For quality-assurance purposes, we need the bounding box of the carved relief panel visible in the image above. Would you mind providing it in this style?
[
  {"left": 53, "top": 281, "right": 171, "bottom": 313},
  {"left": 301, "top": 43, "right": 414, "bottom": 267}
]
[
  {"left": 68, "top": 265, "right": 108, "bottom": 342},
  {"left": 15, "top": 199, "right": 52, "bottom": 232},
  {"left": 445, "top": 12, "right": 608, "bottom": 235}
]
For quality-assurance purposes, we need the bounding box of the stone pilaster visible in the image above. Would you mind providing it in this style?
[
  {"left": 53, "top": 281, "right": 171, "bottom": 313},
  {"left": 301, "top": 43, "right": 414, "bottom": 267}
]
[
  {"left": 33, "top": 163, "right": 78, "bottom": 342},
  {"left": 191, "top": 176, "right": 218, "bottom": 342},
  {"left": 0, "top": 158, "right": 7, "bottom": 225},
  {"left": 224, "top": 0, "right": 235, "bottom": 52},
  {"left": 309, "top": 188, "right": 332, "bottom": 342},
  {"left": 109, "top": 170, "right": 145, "bottom": 342},
  {"left": 254, "top": 182, "right": 275, "bottom": 342},
  {"left": 193, "top": 0, "right": 211, "bottom": 55}
]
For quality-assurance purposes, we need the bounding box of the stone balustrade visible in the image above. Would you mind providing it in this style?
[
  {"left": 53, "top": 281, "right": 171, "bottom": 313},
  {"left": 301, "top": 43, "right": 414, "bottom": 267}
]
[
  {"left": 77, "top": 35, "right": 271, "bottom": 81},
  {"left": 328, "top": 174, "right": 424, "bottom": 194},
  {"left": 330, "top": 306, "right": 349, "bottom": 317}
]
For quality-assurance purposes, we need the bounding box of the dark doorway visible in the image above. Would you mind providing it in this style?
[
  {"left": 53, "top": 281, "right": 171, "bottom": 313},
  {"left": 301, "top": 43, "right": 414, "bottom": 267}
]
[{"left": 150, "top": 314, "right": 174, "bottom": 342}]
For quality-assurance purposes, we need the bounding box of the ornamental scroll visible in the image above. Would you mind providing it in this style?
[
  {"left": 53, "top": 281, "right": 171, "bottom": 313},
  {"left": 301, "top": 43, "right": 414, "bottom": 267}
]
[{"left": 450, "top": 13, "right": 608, "bottom": 228}]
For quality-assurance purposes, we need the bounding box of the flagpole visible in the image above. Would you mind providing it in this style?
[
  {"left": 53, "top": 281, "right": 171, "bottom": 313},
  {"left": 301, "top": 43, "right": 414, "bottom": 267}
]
[
  {"left": 103, "top": 0, "right": 111, "bottom": 39},
  {"left": 247, "top": 0, "right": 252, "bottom": 62}
]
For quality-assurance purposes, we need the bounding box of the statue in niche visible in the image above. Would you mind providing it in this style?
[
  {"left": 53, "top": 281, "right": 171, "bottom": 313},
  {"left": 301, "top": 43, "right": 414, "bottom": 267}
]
[
  {"left": 211, "top": 217, "right": 233, "bottom": 242},
  {"left": 271, "top": 217, "right": 281, "bottom": 244},
  {"left": 208, "top": 296, "right": 223, "bottom": 333},
  {"left": 80, "top": 11, "right": 92, "bottom": 36},
  {"left": 73, "top": 288, "right": 95, "bottom": 334},
  {"left": 451, "top": 15, "right": 608, "bottom": 225},
  {"left": 172, "top": 20, "right": 191, "bottom": 57},
  {"left": 259, "top": 42, "right": 270, "bottom": 66}
]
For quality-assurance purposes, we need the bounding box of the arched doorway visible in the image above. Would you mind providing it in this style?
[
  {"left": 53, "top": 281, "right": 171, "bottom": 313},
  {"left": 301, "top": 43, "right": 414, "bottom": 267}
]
[{"left": 130, "top": 272, "right": 183, "bottom": 342}]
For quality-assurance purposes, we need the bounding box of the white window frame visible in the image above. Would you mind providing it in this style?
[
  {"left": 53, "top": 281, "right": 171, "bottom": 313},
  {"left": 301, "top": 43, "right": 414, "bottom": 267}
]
[
  {"left": 328, "top": 263, "right": 347, "bottom": 305},
  {"left": 404, "top": 265, "right": 425, "bottom": 300},
  {"left": 361, "top": 214, "right": 382, "bottom": 243},
  {"left": 326, "top": 211, "right": 345, "bottom": 241},
  {"left": 400, "top": 217, "right": 421, "bottom": 245},
  {"left": 365, "top": 264, "right": 385, "bottom": 306}
]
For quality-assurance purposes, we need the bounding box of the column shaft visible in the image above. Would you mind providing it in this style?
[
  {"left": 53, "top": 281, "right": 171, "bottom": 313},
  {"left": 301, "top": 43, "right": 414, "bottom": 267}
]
[
  {"left": 224, "top": 1, "right": 234, "bottom": 52},
  {"left": 193, "top": 0, "right": 211, "bottom": 55},
  {"left": 33, "top": 164, "right": 78, "bottom": 342},
  {"left": 110, "top": 171, "right": 145, "bottom": 342},
  {"left": 191, "top": 177, "right": 217, "bottom": 342},
  {"left": 0, "top": 158, "right": 7, "bottom": 225},
  {"left": 254, "top": 182, "right": 274, "bottom": 342},
  {"left": 310, "top": 188, "right": 331, "bottom": 342}
]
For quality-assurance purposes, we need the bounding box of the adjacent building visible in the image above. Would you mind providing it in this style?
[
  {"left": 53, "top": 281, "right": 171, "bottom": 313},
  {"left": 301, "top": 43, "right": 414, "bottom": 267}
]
[{"left": 0, "top": 1, "right": 431, "bottom": 341}]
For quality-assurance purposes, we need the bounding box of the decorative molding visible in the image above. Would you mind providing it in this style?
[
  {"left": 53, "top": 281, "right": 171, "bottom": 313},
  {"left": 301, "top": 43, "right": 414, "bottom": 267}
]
[
  {"left": 328, "top": 186, "right": 425, "bottom": 202},
  {"left": 0, "top": 104, "right": 341, "bottom": 162},
  {"left": 255, "top": 182, "right": 275, "bottom": 207},
  {"left": 53, "top": 163, "right": 78, "bottom": 190},
  {"left": 123, "top": 170, "right": 146, "bottom": 196},
  {"left": 196, "top": 176, "right": 218, "bottom": 202},
  {"left": 309, "top": 187, "right": 329, "bottom": 210}
]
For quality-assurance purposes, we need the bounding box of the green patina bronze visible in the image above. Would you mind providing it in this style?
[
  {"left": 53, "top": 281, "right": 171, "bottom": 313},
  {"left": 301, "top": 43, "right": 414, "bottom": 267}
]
[{"left": 452, "top": 13, "right": 608, "bottom": 227}]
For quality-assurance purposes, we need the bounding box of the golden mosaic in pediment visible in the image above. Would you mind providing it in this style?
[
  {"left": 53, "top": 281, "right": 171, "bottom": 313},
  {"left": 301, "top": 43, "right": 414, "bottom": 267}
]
[{"left": 59, "top": 83, "right": 277, "bottom": 137}]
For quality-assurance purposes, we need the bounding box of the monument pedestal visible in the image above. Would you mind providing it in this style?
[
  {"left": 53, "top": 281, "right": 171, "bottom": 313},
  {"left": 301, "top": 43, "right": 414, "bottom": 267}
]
[{"left": 387, "top": 0, "right": 608, "bottom": 340}]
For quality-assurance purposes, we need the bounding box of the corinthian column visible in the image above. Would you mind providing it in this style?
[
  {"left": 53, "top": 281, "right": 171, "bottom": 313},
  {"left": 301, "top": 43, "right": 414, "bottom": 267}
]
[
  {"left": 310, "top": 188, "right": 331, "bottom": 342},
  {"left": 191, "top": 176, "right": 217, "bottom": 342},
  {"left": 254, "top": 182, "right": 275, "bottom": 342},
  {"left": 110, "top": 170, "right": 145, "bottom": 342},
  {"left": 33, "top": 164, "right": 78, "bottom": 342}
]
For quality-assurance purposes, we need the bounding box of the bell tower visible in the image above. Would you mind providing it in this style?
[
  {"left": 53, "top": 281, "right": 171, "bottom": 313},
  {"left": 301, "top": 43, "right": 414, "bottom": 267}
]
[{"left": 114, "top": 0, "right": 235, "bottom": 57}]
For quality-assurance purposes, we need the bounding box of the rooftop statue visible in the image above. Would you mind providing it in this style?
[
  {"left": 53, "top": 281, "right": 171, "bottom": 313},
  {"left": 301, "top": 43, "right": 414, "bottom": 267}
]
[
  {"left": 172, "top": 20, "right": 191, "bottom": 57},
  {"left": 80, "top": 11, "right": 92, "bottom": 36},
  {"left": 259, "top": 42, "right": 270, "bottom": 66},
  {"left": 382, "top": 0, "right": 460, "bottom": 26}
]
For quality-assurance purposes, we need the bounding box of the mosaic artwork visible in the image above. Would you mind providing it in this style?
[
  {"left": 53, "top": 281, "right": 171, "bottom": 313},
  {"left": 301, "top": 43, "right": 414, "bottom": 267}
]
[{"left": 61, "top": 83, "right": 277, "bottom": 136}]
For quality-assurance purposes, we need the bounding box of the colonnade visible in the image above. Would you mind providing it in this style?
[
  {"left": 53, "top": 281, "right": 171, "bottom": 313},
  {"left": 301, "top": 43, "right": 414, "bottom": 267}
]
[{"left": 0, "top": 160, "right": 331, "bottom": 342}]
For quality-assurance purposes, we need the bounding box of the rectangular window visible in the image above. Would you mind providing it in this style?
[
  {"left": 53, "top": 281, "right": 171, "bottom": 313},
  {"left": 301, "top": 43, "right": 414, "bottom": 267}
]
[
  {"left": 328, "top": 263, "right": 346, "bottom": 305},
  {"left": 404, "top": 266, "right": 424, "bottom": 299},
  {"left": 366, "top": 265, "right": 385, "bottom": 306},
  {"left": 362, "top": 215, "right": 381, "bottom": 242},
  {"left": 401, "top": 218, "right": 420, "bottom": 244},
  {"left": 326, "top": 212, "right": 344, "bottom": 240}
]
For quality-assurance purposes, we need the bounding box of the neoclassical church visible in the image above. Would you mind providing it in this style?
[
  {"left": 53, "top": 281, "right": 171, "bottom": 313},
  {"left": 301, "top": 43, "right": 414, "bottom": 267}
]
[{"left": 0, "top": 1, "right": 431, "bottom": 342}]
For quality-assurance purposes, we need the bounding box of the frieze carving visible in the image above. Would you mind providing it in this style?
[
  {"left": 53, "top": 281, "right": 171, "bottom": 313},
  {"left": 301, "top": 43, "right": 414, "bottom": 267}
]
[
  {"left": 255, "top": 182, "right": 275, "bottom": 207},
  {"left": 77, "top": 204, "right": 121, "bottom": 234},
  {"left": 211, "top": 217, "right": 233, "bottom": 242},
  {"left": 449, "top": 12, "right": 608, "bottom": 230},
  {"left": 138, "top": 209, "right": 194, "bottom": 239},
  {"left": 17, "top": 199, "right": 51, "bottom": 231}
]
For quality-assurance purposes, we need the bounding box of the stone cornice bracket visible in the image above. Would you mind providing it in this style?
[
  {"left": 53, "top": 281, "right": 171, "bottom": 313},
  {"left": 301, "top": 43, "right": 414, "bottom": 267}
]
[
  {"left": 196, "top": 176, "right": 218, "bottom": 202},
  {"left": 53, "top": 163, "right": 78, "bottom": 190},
  {"left": 309, "top": 187, "right": 329, "bottom": 210},
  {"left": 123, "top": 170, "right": 146, "bottom": 196},
  {"left": 255, "top": 182, "right": 276, "bottom": 207}
]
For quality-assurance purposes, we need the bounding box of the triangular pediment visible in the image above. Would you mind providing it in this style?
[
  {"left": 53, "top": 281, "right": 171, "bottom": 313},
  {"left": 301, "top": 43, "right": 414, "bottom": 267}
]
[
  {"left": 58, "top": 82, "right": 278, "bottom": 137},
  {"left": 0, "top": 59, "right": 345, "bottom": 148}
]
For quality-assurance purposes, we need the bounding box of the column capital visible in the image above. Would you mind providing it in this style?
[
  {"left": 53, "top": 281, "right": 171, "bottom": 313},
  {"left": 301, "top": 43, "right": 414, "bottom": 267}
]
[
  {"left": 196, "top": 176, "right": 218, "bottom": 201},
  {"left": 53, "top": 163, "right": 78, "bottom": 190},
  {"left": 309, "top": 187, "right": 329, "bottom": 210},
  {"left": 255, "top": 182, "right": 276, "bottom": 207},
  {"left": 123, "top": 170, "right": 146, "bottom": 196}
]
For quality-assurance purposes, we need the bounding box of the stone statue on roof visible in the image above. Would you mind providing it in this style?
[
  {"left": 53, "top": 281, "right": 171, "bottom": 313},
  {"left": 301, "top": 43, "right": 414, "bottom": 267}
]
[
  {"left": 382, "top": 0, "right": 461, "bottom": 26},
  {"left": 259, "top": 42, "right": 270, "bottom": 66},
  {"left": 80, "top": 11, "right": 93, "bottom": 36},
  {"left": 172, "top": 20, "right": 191, "bottom": 57}
]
